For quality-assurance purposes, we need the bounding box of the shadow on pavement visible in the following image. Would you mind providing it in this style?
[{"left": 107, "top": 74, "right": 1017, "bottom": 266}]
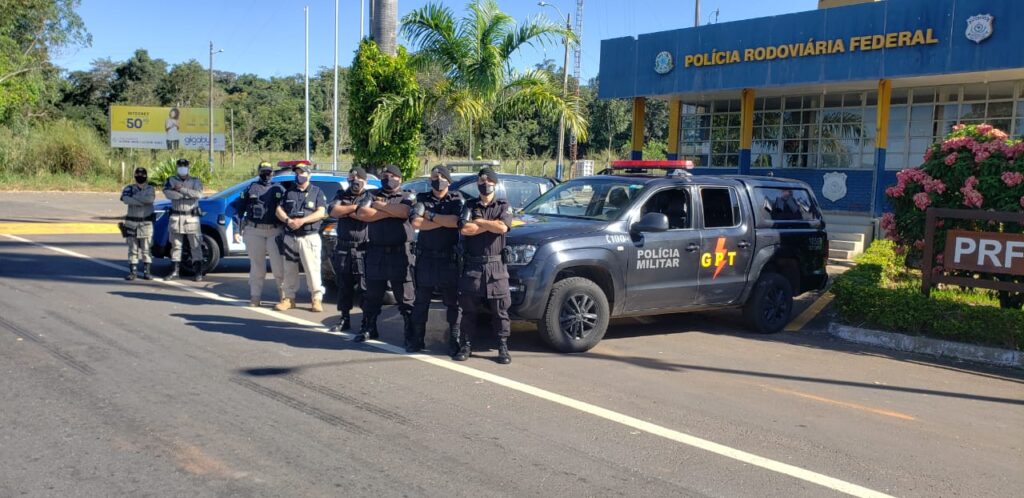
[{"left": 172, "top": 313, "right": 352, "bottom": 350}]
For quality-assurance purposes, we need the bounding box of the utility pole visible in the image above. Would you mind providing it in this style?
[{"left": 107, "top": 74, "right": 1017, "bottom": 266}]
[
  {"left": 333, "top": 0, "right": 339, "bottom": 170},
  {"left": 557, "top": 13, "right": 570, "bottom": 180},
  {"left": 695, "top": 0, "right": 700, "bottom": 27},
  {"left": 360, "top": 0, "right": 365, "bottom": 39},
  {"left": 304, "top": 6, "right": 310, "bottom": 161},
  {"left": 208, "top": 41, "right": 223, "bottom": 171},
  {"left": 230, "top": 108, "right": 235, "bottom": 168}
]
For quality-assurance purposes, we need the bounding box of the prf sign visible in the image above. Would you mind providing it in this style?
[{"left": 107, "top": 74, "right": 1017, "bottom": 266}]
[{"left": 945, "top": 230, "right": 1024, "bottom": 276}]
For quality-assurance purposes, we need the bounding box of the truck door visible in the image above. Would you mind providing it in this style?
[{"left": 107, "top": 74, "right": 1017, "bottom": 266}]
[
  {"left": 695, "top": 185, "right": 754, "bottom": 304},
  {"left": 625, "top": 186, "right": 702, "bottom": 312}
]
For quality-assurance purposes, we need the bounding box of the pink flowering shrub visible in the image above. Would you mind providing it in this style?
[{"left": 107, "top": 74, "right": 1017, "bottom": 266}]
[{"left": 882, "top": 123, "right": 1024, "bottom": 271}]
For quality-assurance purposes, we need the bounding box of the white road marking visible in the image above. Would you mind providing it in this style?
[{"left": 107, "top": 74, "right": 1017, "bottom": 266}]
[{"left": 2, "top": 233, "right": 893, "bottom": 498}]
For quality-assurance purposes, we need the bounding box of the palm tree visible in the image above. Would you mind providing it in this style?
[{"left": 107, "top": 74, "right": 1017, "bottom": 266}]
[
  {"left": 370, "top": 0, "right": 587, "bottom": 157},
  {"left": 371, "top": 0, "right": 398, "bottom": 56}
]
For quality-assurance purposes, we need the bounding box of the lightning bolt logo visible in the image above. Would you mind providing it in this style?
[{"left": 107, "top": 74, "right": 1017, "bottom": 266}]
[{"left": 712, "top": 237, "right": 728, "bottom": 280}]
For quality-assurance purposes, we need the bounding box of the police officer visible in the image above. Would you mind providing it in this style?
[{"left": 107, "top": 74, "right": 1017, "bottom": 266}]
[
  {"left": 351, "top": 164, "right": 415, "bottom": 343},
  {"left": 163, "top": 158, "right": 205, "bottom": 281},
  {"left": 457, "top": 168, "right": 513, "bottom": 364},
  {"left": 274, "top": 164, "right": 328, "bottom": 312},
  {"left": 231, "top": 162, "right": 285, "bottom": 307},
  {"left": 327, "top": 167, "right": 372, "bottom": 332},
  {"left": 408, "top": 165, "right": 464, "bottom": 354},
  {"left": 120, "top": 166, "right": 155, "bottom": 280}
]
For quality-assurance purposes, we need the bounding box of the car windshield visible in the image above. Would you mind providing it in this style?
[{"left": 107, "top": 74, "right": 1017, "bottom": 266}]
[{"left": 522, "top": 178, "right": 646, "bottom": 220}]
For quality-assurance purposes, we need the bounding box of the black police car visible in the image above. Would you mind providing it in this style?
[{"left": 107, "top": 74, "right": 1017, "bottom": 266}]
[{"left": 505, "top": 161, "right": 829, "bottom": 353}]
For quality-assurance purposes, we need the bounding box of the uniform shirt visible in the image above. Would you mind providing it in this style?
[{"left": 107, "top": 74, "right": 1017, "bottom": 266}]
[
  {"left": 462, "top": 197, "right": 513, "bottom": 257},
  {"left": 414, "top": 190, "right": 464, "bottom": 252},
  {"left": 280, "top": 184, "right": 327, "bottom": 235},
  {"left": 231, "top": 179, "right": 284, "bottom": 227},
  {"left": 121, "top": 183, "right": 155, "bottom": 225},
  {"left": 162, "top": 176, "right": 203, "bottom": 217},
  {"left": 329, "top": 188, "right": 371, "bottom": 244},
  {"left": 366, "top": 189, "right": 414, "bottom": 246}
]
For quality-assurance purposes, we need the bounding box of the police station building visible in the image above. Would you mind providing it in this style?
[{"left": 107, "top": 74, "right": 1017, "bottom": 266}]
[{"left": 598, "top": 0, "right": 1023, "bottom": 259}]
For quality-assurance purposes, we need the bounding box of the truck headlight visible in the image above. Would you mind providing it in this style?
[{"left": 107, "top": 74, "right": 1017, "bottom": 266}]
[{"left": 506, "top": 244, "right": 536, "bottom": 265}]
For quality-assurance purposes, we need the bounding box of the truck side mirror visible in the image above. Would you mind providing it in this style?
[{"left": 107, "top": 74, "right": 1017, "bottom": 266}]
[{"left": 631, "top": 212, "right": 669, "bottom": 234}]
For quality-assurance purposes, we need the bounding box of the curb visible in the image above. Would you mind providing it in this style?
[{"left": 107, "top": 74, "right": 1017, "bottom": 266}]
[{"left": 827, "top": 322, "right": 1023, "bottom": 369}]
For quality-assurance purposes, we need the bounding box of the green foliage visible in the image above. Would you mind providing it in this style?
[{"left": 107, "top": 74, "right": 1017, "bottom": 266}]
[
  {"left": 149, "top": 156, "right": 213, "bottom": 187},
  {"left": 348, "top": 39, "right": 422, "bottom": 178},
  {"left": 0, "top": 118, "right": 109, "bottom": 176},
  {"left": 831, "top": 240, "right": 1024, "bottom": 350}
]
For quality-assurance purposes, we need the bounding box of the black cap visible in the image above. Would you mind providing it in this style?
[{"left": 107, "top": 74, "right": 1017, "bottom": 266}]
[
  {"left": 431, "top": 165, "right": 452, "bottom": 182},
  {"left": 349, "top": 166, "right": 368, "bottom": 180},
  {"left": 133, "top": 167, "right": 147, "bottom": 175},
  {"left": 478, "top": 167, "right": 498, "bottom": 183},
  {"left": 292, "top": 163, "right": 311, "bottom": 173},
  {"left": 383, "top": 164, "right": 402, "bottom": 179},
  {"left": 176, "top": 158, "right": 190, "bottom": 168}
]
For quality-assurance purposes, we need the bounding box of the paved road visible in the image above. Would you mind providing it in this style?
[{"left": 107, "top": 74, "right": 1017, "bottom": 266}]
[{"left": 1, "top": 195, "right": 1022, "bottom": 497}]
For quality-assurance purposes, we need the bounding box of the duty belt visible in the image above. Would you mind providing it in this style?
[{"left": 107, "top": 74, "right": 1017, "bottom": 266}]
[
  {"left": 335, "top": 240, "right": 367, "bottom": 250},
  {"left": 171, "top": 209, "right": 194, "bottom": 216},
  {"left": 464, "top": 255, "right": 502, "bottom": 264},
  {"left": 417, "top": 248, "right": 453, "bottom": 258},
  {"left": 245, "top": 221, "right": 279, "bottom": 229},
  {"left": 124, "top": 215, "right": 155, "bottom": 222},
  {"left": 371, "top": 244, "right": 407, "bottom": 254}
]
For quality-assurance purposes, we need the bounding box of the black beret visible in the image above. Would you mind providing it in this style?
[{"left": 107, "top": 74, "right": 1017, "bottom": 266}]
[
  {"left": 383, "top": 164, "right": 402, "bottom": 178},
  {"left": 431, "top": 165, "right": 452, "bottom": 182},
  {"left": 478, "top": 167, "right": 498, "bottom": 183},
  {"left": 349, "top": 166, "right": 368, "bottom": 180}
]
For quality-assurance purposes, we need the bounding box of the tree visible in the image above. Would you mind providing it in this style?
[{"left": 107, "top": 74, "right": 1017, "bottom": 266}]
[
  {"left": 347, "top": 39, "right": 422, "bottom": 176},
  {"left": 371, "top": 0, "right": 398, "bottom": 56},
  {"left": 0, "top": 0, "right": 91, "bottom": 124},
  {"left": 158, "top": 60, "right": 207, "bottom": 107},
  {"left": 379, "top": 0, "right": 587, "bottom": 159},
  {"left": 586, "top": 77, "right": 630, "bottom": 162},
  {"left": 110, "top": 49, "right": 167, "bottom": 105}
]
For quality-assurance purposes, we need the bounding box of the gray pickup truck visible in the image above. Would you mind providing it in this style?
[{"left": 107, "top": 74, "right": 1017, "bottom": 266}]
[{"left": 504, "top": 164, "right": 829, "bottom": 353}]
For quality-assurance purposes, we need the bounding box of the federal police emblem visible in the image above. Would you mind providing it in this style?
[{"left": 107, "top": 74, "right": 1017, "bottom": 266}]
[
  {"left": 822, "top": 172, "right": 847, "bottom": 203},
  {"left": 965, "top": 14, "right": 994, "bottom": 44},
  {"left": 654, "top": 51, "right": 674, "bottom": 75}
]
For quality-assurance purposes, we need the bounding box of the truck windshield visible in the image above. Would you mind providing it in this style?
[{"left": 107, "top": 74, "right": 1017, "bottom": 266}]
[{"left": 522, "top": 179, "right": 645, "bottom": 220}]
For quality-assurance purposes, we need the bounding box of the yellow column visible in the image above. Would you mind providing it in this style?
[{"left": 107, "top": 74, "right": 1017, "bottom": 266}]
[
  {"left": 873, "top": 79, "right": 893, "bottom": 216},
  {"left": 739, "top": 88, "right": 755, "bottom": 173},
  {"left": 667, "top": 99, "right": 682, "bottom": 160},
  {"left": 631, "top": 97, "right": 646, "bottom": 160}
]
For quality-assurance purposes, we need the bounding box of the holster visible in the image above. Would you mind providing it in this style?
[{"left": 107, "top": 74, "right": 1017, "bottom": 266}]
[
  {"left": 118, "top": 222, "right": 136, "bottom": 238},
  {"left": 276, "top": 233, "right": 301, "bottom": 262}
]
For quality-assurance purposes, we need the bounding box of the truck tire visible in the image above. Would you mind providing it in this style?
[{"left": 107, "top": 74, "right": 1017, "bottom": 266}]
[
  {"left": 538, "top": 277, "right": 610, "bottom": 353},
  {"left": 743, "top": 272, "right": 793, "bottom": 334}
]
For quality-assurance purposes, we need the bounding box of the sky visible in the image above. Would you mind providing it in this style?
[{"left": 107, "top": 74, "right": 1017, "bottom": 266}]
[{"left": 55, "top": 0, "right": 818, "bottom": 81}]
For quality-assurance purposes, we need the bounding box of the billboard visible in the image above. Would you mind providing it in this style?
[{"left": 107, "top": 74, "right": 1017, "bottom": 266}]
[{"left": 110, "top": 105, "right": 225, "bottom": 151}]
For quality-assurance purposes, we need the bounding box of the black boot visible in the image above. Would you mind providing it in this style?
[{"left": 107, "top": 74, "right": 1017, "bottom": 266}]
[
  {"left": 192, "top": 261, "right": 204, "bottom": 282},
  {"left": 353, "top": 314, "right": 377, "bottom": 342},
  {"left": 124, "top": 264, "right": 137, "bottom": 281},
  {"left": 165, "top": 262, "right": 180, "bottom": 281},
  {"left": 142, "top": 263, "right": 153, "bottom": 280},
  {"left": 453, "top": 333, "right": 471, "bottom": 362},
  {"left": 330, "top": 312, "right": 351, "bottom": 332},
  {"left": 401, "top": 313, "right": 416, "bottom": 351},
  {"left": 497, "top": 337, "right": 511, "bottom": 365},
  {"left": 406, "top": 323, "right": 426, "bottom": 353},
  {"left": 447, "top": 325, "right": 461, "bottom": 357}
]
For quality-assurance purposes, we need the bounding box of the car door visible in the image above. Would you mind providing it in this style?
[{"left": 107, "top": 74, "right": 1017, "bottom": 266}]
[
  {"left": 624, "top": 186, "right": 702, "bottom": 312},
  {"left": 695, "top": 184, "right": 754, "bottom": 305}
]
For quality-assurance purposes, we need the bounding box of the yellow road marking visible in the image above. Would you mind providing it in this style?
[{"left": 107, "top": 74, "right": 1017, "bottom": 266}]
[
  {"left": 785, "top": 292, "right": 833, "bottom": 332},
  {"left": 762, "top": 384, "right": 916, "bottom": 421},
  {"left": 0, "top": 222, "right": 120, "bottom": 235}
]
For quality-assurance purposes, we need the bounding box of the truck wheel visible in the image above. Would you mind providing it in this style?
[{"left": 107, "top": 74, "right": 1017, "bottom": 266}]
[
  {"left": 183, "top": 234, "right": 220, "bottom": 275},
  {"left": 743, "top": 272, "right": 793, "bottom": 334},
  {"left": 538, "top": 277, "right": 610, "bottom": 353}
]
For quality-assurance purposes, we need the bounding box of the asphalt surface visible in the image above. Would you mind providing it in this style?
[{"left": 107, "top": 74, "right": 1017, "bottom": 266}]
[{"left": 1, "top": 193, "right": 1022, "bottom": 497}]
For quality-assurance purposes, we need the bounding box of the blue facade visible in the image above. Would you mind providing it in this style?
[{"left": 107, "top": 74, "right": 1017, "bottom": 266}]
[{"left": 600, "top": 0, "right": 1024, "bottom": 99}]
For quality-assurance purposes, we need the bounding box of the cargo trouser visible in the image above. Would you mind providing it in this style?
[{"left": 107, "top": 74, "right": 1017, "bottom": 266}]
[
  {"left": 244, "top": 223, "right": 284, "bottom": 300},
  {"left": 332, "top": 244, "right": 365, "bottom": 313},
  {"left": 169, "top": 215, "right": 203, "bottom": 263},
  {"left": 459, "top": 259, "right": 511, "bottom": 339},
  {"left": 126, "top": 222, "right": 153, "bottom": 265},
  {"left": 363, "top": 245, "right": 414, "bottom": 317},
  {"left": 412, "top": 252, "right": 460, "bottom": 328},
  {"left": 280, "top": 232, "right": 324, "bottom": 302}
]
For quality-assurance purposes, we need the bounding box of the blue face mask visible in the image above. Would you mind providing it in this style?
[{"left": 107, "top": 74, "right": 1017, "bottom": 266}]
[{"left": 296, "top": 175, "right": 309, "bottom": 185}]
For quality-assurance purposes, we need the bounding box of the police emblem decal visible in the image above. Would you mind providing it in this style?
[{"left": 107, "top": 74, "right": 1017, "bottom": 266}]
[
  {"left": 821, "top": 172, "right": 847, "bottom": 203},
  {"left": 654, "top": 51, "right": 674, "bottom": 75},
  {"left": 965, "top": 14, "right": 994, "bottom": 44}
]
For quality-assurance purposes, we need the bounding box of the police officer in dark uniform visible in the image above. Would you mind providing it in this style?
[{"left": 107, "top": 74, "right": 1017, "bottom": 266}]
[
  {"left": 351, "top": 164, "right": 415, "bottom": 343},
  {"left": 457, "top": 168, "right": 513, "bottom": 364},
  {"left": 327, "top": 167, "right": 372, "bottom": 332},
  {"left": 408, "top": 165, "right": 464, "bottom": 354}
]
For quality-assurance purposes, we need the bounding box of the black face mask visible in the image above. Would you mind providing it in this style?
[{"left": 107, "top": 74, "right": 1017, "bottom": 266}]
[
  {"left": 259, "top": 170, "right": 272, "bottom": 182},
  {"left": 431, "top": 178, "right": 449, "bottom": 191},
  {"left": 349, "top": 179, "right": 365, "bottom": 192},
  {"left": 478, "top": 182, "right": 495, "bottom": 196},
  {"left": 134, "top": 175, "right": 147, "bottom": 184},
  {"left": 385, "top": 176, "right": 401, "bottom": 191}
]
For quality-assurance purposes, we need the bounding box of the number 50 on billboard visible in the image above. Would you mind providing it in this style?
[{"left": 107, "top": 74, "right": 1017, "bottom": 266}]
[{"left": 110, "top": 105, "right": 225, "bottom": 151}]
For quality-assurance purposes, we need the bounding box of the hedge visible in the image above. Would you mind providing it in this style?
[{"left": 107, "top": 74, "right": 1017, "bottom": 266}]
[{"left": 831, "top": 240, "right": 1024, "bottom": 350}]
